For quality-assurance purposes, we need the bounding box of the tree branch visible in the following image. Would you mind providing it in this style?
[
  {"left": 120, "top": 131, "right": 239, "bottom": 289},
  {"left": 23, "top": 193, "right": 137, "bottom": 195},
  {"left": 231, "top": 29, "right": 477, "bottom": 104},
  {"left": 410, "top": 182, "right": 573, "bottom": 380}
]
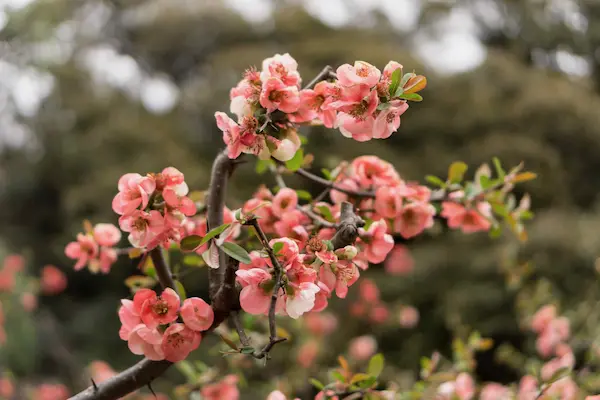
[
  {"left": 291, "top": 166, "right": 375, "bottom": 199},
  {"left": 331, "top": 202, "right": 365, "bottom": 250},
  {"left": 303, "top": 65, "right": 336, "bottom": 90},
  {"left": 149, "top": 248, "right": 176, "bottom": 291}
]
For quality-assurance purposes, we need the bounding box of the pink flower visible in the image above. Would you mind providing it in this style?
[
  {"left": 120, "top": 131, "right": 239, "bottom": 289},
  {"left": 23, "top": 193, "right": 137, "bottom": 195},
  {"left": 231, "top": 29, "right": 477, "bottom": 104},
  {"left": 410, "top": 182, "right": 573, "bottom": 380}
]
[
  {"left": 518, "top": 376, "right": 539, "bottom": 400},
  {"left": 319, "top": 260, "right": 359, "bottom": 299},
  {"left": 65, "top": 233, "right": 99, "bottom": 271},
  {"left": 541, "top": 351, "right": 574, "bottom": 381},
  {"left": 93, "top": 223, "right": 122, "bottom": 247},
  {"left": 370, "top": 304, "right": 390, "bottom": 323},
  {"left": 89, "top": 361, "right": 117, "bottom": 384},
  {"left": 359, "top": 279, "right": 380, "bottom": 303},
  {"left": 239, "top": 251, "right": 269, "bottom": 271},
  {"left": 351, "top": 156, "right": 401, "bottom": 187},
  {"left": 374, "top": 185, "right": 411, "bottom": 219},
  {"left": 161, "top": 323, "right": 201, "bottom": 362},
  {"left": 441, "top": 201, "right": 492, "bottom": 234},
  {"left": 297, "top": 340, "right": 319, "bottom": 368},
  {"left": 112, "top": 173, "right": 156, "bottom": 215},
  {"left": 267, "top": 390, "right": 289, "bottom": 400},
  {"left": 359, "top": 219, "right": 394, "bottom": 264},
  {"left": 128, "top": 324, "right": 164, "bottom": 360},
  {"left": 41, "top": 265, "right": 67, "bottom": 295},
  {"left": 260, "top": 53, "right": 301, "bottom": 87},
  {"left": 271, "top": 129, "right": 302, "bottom": 162},
  {"left": 20, "top": 292, "right": 37, "bottom": 312},
  {"left": 531, "top": 305, "right": 557, "bottom": 333},
  {"left": 33, "top": 384, "right": 70, "bottom": 400},
  {"left": 137, "top": 288, "right": 180, "bottom": 329},
  {"left": 480, "top": 383, "right": 511, "bottom": 400},
  {"left": 0, "top": 377, "right": 14, "bottom": 398},
  {"left": 0, "top": 269, "right": 15, "bottom": 292},
  {"left": 393, "top": 201, "right": 436, "bottom": 239},
  {"left": 398, "top": 306, "right": 419, "bottom": 328},
  {"left": 385, "top": 244, "right": 414, "bottom": 275},
  {"left": 118, "top": 299, "right": 141, "bottom": 340},
  {"left": 269, "top": 237, "right": 300, "bottom": 267},
  {"left": 97, "top": 247, "right": 118, "bottom": 274},
  {"left": 336, "top": 113, "right": 376, "bottom": 142},
  {"left": 119, "top": 210, "right": 165, "bottom": 249},
  {"left": 180, "top": 297, "right": 214, "bottom": 332},
  {"left": 285, "top": 282, "right": 320, "bottom": 319},
  {"left": 383, "top": 61, "right": 403, "bottom": 79},
  {"left": 272, "top": 188, "right": 298, "bottom": 215},
  {"left": 336, "top": 61, "right": 381, "bottom": 87},
  {"left": 201, "top": 375, "right": 240, "bottom": 400},
  {"left": 3, "top": 254, "right": 24, "bottom": 273},
  {"left": 260, "top": 77, "right": 300, "bottom": 113},
  {"left": 373, "top": 101, "right": 409, "bottom": 139},
  {"left": 215, "top": 111, "right": 244, "bottom": 159},
  {"left": 236, "top": 268, "right": 273, "bottom": 315},
  {"left": 304, "top": 312, "right": 338, "bottom": 336},
  {"left": 349, "top": 335, "right": 377, "bottom": 361},
  {"left": 455, "top": 373, "right": 475, "bottom": 400}
]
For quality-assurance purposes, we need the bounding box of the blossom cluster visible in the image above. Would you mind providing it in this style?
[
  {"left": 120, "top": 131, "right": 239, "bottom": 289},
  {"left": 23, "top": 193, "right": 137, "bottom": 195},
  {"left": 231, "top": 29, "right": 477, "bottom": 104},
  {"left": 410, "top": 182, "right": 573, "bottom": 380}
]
[
  {"left": 112, "top": 167, "right": 196, "bottom": 250},
  {"left": 118, "top": 288, "right": 213, "bottom": 362},
  {"left": 65, "top": 222, "right": 121, "bottom": 273},
  {"left": 215, "top": 54, "right": 426, "bottom": 160}
]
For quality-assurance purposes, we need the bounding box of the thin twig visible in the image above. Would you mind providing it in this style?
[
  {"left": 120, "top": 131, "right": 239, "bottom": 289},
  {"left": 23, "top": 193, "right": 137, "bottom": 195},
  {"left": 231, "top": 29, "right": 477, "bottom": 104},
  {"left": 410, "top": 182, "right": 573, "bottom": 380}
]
[
  {"left": 149, "top": 248, "right": 176, "bottom": 291},
  {"left": 303, "top": 65, "right": 335, "bottom": 90},
  {"left": 292, "top": 166, "right": 375, "bottom": 199},
  {"left": 231, "top": 311, "right": 251, "bottom": 348}
]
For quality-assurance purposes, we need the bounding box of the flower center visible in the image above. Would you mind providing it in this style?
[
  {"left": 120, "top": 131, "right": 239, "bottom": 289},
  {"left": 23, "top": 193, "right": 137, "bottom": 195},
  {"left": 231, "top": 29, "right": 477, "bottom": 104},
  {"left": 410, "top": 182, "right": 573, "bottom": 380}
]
[
  {"left": 152, "top": 299, "right": 169, "bottom": 315},
  {"left": 356, "top": 66, "right": 369, "bottom": 77},
  {"left": 269, "top": 90, "right": 284, "bottom": 102},
  {"left": 133, "top": 218, "right": 148, "bottom": 232}
]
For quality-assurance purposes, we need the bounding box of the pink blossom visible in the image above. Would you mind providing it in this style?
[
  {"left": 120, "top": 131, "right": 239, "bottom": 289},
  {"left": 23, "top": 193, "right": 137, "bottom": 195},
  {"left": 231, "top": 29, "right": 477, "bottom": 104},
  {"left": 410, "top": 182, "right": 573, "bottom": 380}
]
[
  {"left": 89, "top": 361, "right": 117, "bottom": 384},
  {"left": 373, "top": 101, "right": 409, "bottom": 139},
  {"left": 21, "top": 292, "right": 37, "bottom": 312},
  {"left": 112, "top": 173, "right": 156, "bottom": 215},
  {"left": 374, "top": 185, "right": 408, "bottom": 219},
  {"left": 215, "top": 111, "right": 244, "bottom": 159},
  {"left": 269, "top": 237, "right": 300, "bottom": 267},
  {"left": 118, "top": 299, "right": 141, "bottom": 340},
  {"left": 541, "top": 351, "right": 574, "bottom": 381},
  {"left": 97, "top": 247, "right": 118, "bottom": 274},
  {"left": 359, "top": 279, "right": 380, "bottom": 303},
  {"left": 128, "top": 324, "right": 164, "bottom": 360},
  {"left": 271, "top": 129, "right": 302, "bottom": 162},
  {"left": 3, "top": 254, "right": 24, "bottom": 273},
  {"left": 312, "top": 281, "right": 332, "bottom": 312},
  {"left": 239, "top": 251, "right": 269, "bottom": 271},
  {"left": 336, "top": 61, "right": 381, "bottom": 87},
  {"left": 0, "top": 377, "right": 14, "bottom": 398},
  {"left": 65, "top": 233, "right": 99, "bottom": 271},
  {"left": 370, "top": 304, "right": 390, "bottom": 323},
  {"left": 180, "top": 297, "right": 214, "bottom": 332},
  {"left": 260, "top": 77, "right": 300, "bottom": 113},
  {"left": 161, "top": 323, "right": 201, "bottom": 362},
  {"left": 441, "top": 201, "right": 492, "bottom": 234},
  {"left": 41, "top": 265, "right": 67, "bottom": 295},
  {"left": 349, "top": 335, "right": 377, "bottom": 361},
  {"left": 336, "top": 113, "right": 377, "bottom": 142},
  {"left": 455, "top": 373, "right": 475, "bottom": 400},
  {"left": 517, "top": 375, "right": 539, "bottom": 400},
  {"left": 33, "top": 384, "right": 70, "bottom": 400},
  {"left": 163, "top": 185, "right": 196, "bottom": 217},
  {"left": 480, "top": 383, "right": 511, "bottom": 400},
  {"left": 93, "top": 223, "right": 122, "bottom": 247},
  {"left": 383, "top": 61, "right": 403, "bottom": 79},
  {"left": 351, "top": 155, "right": 401, "bottom": 187},
  {"left": 399, "top": 306, "right": 419, "bottom": 328},
  {"left": 201, "top": 375, "right": 240, "bottom": 400},
  {"left": 393, "top": 201, "right": 436, "bottom": 239},
  {"left": 119, "top": 210, "right": 165, "bottom": 249},
  {"left": 236, "top": 268, "right": 273, "bottom": 314},
  {"left": 297, "top": 340, "right": 319, "bottom": 368},
  {"left": 138, "top": 288, "right": 180, "bottom": 328},
  {"left": 272, "top": 188, "right": 298, "bottom": 215},
  {"left": 0, "top": 269, "right": 15, "bottom": 292},
  {"left": 385, "top": 244, "right": 414, "bottom": 275},
  {"left": 319, "top": 260, "right": 359, "bottom": 299},
  {"left": 531, "top": 305, "right": 557, "bottom": 333},
  {"left": 359, "top": 219, "right": 394, "bottom": 264},
  {"left": 329, "top": 178, "right": 360, "bottom": 205},
  {"left": 261, "top": 53, "right": 301, "bottom": 87},
  {"left": 286, "top": 282, "right": 320, "bottom": 319},
  {"left": 304, "top": 312, "right": 338, "bottom": 336}
]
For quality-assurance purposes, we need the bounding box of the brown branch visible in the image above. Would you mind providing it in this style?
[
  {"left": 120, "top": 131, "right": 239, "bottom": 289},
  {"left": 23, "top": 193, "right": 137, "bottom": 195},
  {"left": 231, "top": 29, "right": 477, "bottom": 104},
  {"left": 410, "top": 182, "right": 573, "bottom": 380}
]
[
  {"left": 331, "top": 202, "right": 365, "bottom": 250},
  {"left": 291, "top": 166, "right": 375, "bottom": 199},
  {"left": 303, "top": 65, "right": 336, "bottom": 90},
  {"left": 149, "top": 248, "right": 176, "bottom": 291}
]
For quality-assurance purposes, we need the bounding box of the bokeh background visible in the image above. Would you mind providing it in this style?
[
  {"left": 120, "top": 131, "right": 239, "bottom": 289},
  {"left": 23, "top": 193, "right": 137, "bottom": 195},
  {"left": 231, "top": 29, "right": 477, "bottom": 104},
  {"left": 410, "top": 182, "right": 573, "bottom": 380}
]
[{"left": 2, "top": 0, "right": 600, "bottom": 398}]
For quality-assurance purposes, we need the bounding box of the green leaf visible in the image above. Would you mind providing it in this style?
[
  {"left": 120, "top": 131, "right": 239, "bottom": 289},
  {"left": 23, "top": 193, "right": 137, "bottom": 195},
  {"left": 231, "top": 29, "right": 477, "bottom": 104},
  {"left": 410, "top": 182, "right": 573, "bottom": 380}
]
[
  {"left": 219, "top": 334, "right": 239, "bottom": 351},
  {"left": 548, "top": 367, "right": 571, "bottom": 384},
  {"left": 388, "top": 67, "right": 403, "bottom": 97},
  {"left": 309, "top": 378, "right": 325, "bottom": 390},
  {"left": 489, "top": 224, "right": 502, "bottom": 239},
  {"left": 296, "top": 190, "right": 312, "bottom": 201},
  {"left": 400, "top": 72, "right": 416, "bottom": 88},
  {"left": 175, "top": 360, "right": 197, "bottom": 383},
  {"left": 180, "top": 235, "right": 203, "bottom": 252},
  {"left": 124, "top": 275, "right": 156, "bottom": 291},
  {"left": 316, "top": 205, "right": 334, "bottom": 222},
  {"left": 492, "top": 157, "right": 505, "bottom": 179},
  {"left": 199, "top": 223, "right": 231, "bottom": 246},
  {"left": 221, "top": 242, "right": 252, "bottom": 264},
  {"left": 240, "top": 346, "right": 255, "bottom": 354},
  {"left": 350, "top": 373, "right": 372, "bottom": 385},
  {"left": 183, "top": 254, "right": 204, "bottom": 267},
  {"left": 299, "top": 134, "right": 308, "bottom": 145},
  {"left": 330, "top": 370, "right": 346, "bottom": 383},
  {"left": 425, "top": 175, "right": 445, "bottom": 187},
  {"left": 321, "top": 168, "right": 332, "bottom": 181},
  {"left": 255, "top": 159, "right": 272, "bottom": 175},
  {"left": 491, "top": 203, "right": 507, "bottom": 217},
  {"left": 367, "top": 353, "right": 385, "bottom": 377},
  {"left": 357, "top": 375, "right": 378, "bottom": 389},
  {"left": 175, "top": 280, "right": 187, "bottom": 301},
  {"left": 448, "top": 161, "right": 468, "bottom": 184},
  {"left": 285, "top": 149, "right": 304, "bottom": 172},
  {"left": 479, "top": 175, "right": 492, "bottom": 189},
  {"left": 520, "top": 210, "right": 534, "bottom": 220},
  {"left": 272, "top": 241, "right": 284, "bottom": 255},
  {"left": 398, "top": 93, "right": 423, "bottom": 102},
  {"left": 144, "top": 266, "right": 157, "bottom": 279}
]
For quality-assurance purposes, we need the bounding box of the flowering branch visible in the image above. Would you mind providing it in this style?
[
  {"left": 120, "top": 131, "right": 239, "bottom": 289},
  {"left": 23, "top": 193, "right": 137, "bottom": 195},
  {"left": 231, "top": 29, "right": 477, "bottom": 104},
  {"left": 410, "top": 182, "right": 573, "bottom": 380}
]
[
  {"left": 331, "top": 202, "right": 366, "bottom": 250},
  {"left": 291, "top": 166, "right": 376, "bottom": 199}
]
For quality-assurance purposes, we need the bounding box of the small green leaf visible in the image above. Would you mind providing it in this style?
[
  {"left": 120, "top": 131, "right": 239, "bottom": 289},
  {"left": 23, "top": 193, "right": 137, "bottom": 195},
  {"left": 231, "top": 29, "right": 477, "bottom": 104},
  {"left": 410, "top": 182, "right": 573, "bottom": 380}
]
[
  {"left": 321, "top": 168, "right": 332, "bottom": 181},
  {"left": 255, "top": 159, "right": 272, "bottom": 175},
  {"left": 221, "top": 242, "right": 252, "bottom": 264},
  {"left": 350, "top": 373, "right": 372, "bottom": 385},
  {"left": 124, "top": 275, "right": 156, "bottom": 291},
  {"left": 316, "top": 205, "right": 334, "bottom": 222},
  {"left": 175, "top": 280, "right": 187, "bottom": 301},
  {"left": 219, "top": 334, "right": 239, "bottom": 351},
  {"left": 489, "top": 224, "right": 502, "bottom": 239},
  {"left": 479, "top": 175, "right": 492, "bottom": 189},
  {"left": 299, "top": 134, "right": 308, "bottom": 145},
  {"left": 180, "top": 235, "right": 203, "bottom": 252},
  {"left": 272, "top": 241, "right": 284, "bottom": 255},
  {"left": 183, "top": 254, "right": 204, "bottom": 267},
  {"left": 520, "top": 210, "right": 534, "bottom": 220},
  {"left": 144, "top": 266, "right": 157, "bottom": 279},
  {"left": 448, "top": 161, "right": 468, "bottom": 184},
  {"left": 388, "top": 67, "right": 403, "bottom": 98},
  {"left": 199, "top": 223, "right": 231, "bottom": 246},
  {"left": 296, "top": 190, "right": 312, "bottom": 201},
  {"left": 309, "top": 378, "right": 325, "bottom": 390},
  {"left": 330, "top": 370, "right": 346, "bottom": 383},
  {"left": 175, "top": 360, "right": 197, "bottom": 383},
  {"left": 368, "top": 353, "right": 385, "bottom": 377},
  {"left": 285, "top": 149, "right": 304, "bottom": 172},
  {"left": 425, "top": 175, "right": 446, "bottom": 187},
  {"left": 548, "top": 367, "right": 571, "bottom": 384},
  {"left": 398, "top": 93, "right": 423, "bottom": 102},
  {"left": 492, "top": 157, "right": 506, "bottom": 179},
  {"left": 240, "top": 346, "right": 255, "bottom": 354},
  {"left": 357, "top": 375, "right": 378, "bottom": 389}
]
